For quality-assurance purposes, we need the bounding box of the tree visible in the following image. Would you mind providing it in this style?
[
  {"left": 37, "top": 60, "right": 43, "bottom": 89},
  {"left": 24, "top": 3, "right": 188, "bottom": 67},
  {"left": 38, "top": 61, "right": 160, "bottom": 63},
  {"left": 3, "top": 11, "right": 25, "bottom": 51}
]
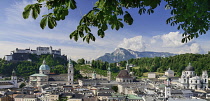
[
  {"left": 22, "top": 0, "right": 210, "bottom": 43},
  {"left": 19, "top": 83, "right": 26, "bottom": 88},
  {"left": 77, "top": 58, "right": 85, "bottom": 65},
  {"left": 111, "top": 86, "right": 118, "bottom": 92}
]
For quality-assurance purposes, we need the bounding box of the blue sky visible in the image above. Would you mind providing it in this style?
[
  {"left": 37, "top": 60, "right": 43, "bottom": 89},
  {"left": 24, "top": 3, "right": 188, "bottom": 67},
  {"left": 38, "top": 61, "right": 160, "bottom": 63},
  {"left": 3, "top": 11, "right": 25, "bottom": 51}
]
[{"left": 0, "top": 0, "right": 210, "bottom": 60}]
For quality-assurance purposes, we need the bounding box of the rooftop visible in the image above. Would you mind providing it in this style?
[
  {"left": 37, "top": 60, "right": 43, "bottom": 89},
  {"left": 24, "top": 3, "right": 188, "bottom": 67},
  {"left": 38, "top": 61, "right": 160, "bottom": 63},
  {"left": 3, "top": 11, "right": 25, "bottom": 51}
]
[
  {"left": 30, "top": 74, "right": 47, "bottom": 77},
  {"left": 116, "top": 70, "right": 132, "bottom": 78}
]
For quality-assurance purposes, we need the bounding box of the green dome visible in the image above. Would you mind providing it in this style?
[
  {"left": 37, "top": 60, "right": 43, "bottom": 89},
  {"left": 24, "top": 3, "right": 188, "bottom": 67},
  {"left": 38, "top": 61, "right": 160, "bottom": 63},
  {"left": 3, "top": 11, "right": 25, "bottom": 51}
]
[{"left": 39, "top": 60, "right": 50, "bottom": 70}]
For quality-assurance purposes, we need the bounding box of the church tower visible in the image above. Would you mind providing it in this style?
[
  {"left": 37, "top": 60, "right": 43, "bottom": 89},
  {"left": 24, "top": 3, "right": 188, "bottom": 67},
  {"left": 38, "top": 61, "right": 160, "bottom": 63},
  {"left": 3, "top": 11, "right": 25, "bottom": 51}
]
[
  {"left": 107, "top": 64, "right": 111, "bottom": 81},
  {"left": 180, "top": 71, "right": 188, "bottom": 89},
  {"left": 126, "top": 60, "right": 130, "bottom": 73},
  {"left": 202, "top": 70, "right": 208, "bottom": 90},
  {"left": 67, "top": 59, "right": 74, "bottom": 85},
  {"left": 165, "top": 77, "right": 171, "bottom": 99},
  {"left": 11, "top": 69, "right": 18, "bottom": 88}
]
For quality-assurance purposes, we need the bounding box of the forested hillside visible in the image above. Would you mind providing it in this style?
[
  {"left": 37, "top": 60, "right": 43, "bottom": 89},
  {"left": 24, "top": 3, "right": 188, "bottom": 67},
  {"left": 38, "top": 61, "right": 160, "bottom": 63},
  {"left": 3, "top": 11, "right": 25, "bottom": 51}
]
[
  {"left": 0, "top": 54, "right": 76, "bottom": 78},
  {"left": 126, "top": 53, "right": 210, "bottom": 77},
  {"left": 0, "top": 53, "right": 210, "bottom": 79}
]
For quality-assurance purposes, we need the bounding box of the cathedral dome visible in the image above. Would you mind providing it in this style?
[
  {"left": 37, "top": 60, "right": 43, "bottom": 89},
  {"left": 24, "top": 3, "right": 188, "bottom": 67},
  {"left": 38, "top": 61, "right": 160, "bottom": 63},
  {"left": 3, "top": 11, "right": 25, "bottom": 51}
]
[
  {"left": 39, "top": 60, "right": 50, "bottom": 71},
  {"left": 185, "top": 63, "right": 194, "bottom": 71},
  {"left": 117, "top": 70, "right": 132, "bottom": 78}
]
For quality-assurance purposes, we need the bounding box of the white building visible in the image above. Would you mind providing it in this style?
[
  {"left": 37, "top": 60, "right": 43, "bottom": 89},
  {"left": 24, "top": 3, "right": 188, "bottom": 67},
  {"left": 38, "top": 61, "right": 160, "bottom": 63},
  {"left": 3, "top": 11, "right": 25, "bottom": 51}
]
[
  {"left": 78, "top": 72, "right": 109, "bottom": 86},
  {"left": 29, "top": 60, "right": 74, "bottom": 90},
  {"left": 14, "top": 95, "right": 37, "bottom": 101},
  {"left": 5, "top": 46, "right": 62, "bottom": 61},
  {"left": 179, "top": 63, "right": 208, "bottom": 90},
  {"left": 165, "top": 68, "right": 174, "bottom": 77},
  {"left": 148, "top": 72, "right": 156, "bottom": 78},
  {"left": 12, "top": 46, "right": 61, "bottom": 55}
]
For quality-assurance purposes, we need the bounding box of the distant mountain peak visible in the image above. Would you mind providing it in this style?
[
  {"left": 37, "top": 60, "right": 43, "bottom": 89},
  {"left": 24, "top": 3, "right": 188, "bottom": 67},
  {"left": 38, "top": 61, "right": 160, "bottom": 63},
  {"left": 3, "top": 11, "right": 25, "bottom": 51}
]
[{"left": 96, "top": 48, "right": 176, "bottom": 63}]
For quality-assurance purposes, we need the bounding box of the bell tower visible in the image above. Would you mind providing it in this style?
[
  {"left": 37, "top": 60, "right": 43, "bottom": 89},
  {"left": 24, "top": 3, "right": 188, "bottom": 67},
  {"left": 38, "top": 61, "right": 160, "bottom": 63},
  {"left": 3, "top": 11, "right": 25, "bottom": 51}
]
[
  {"left": 11, "top": 69, "right": 18, "bottom": 88},
  {"left": 107, "top": 64, "right": 111, "bottom": 81},
  {"left": 126, "top": 60, "right": 130, "bottom": 73},
  {"left": 202, "top": 70, "right": 208, "bottom": 89},
  {"left": 165, "top": 77, "right": 171, "bottom": 99},
  {"left": 67, "top": 59, "right": 74, "bottom": 85}
]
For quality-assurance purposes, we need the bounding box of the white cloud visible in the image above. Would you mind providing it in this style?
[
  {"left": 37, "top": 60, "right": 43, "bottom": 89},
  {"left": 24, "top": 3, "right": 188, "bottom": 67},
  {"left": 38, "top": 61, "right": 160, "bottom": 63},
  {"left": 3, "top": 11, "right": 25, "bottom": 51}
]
[
  {"left": 161, "top": 32, "right": 185, "bottom": 47},
  {"left": 116, "top": 32, "right": 205, "bottom": 54},
  {"left": 118, "top": 36, "right": 146, "bottom": 52},
  {"left": 190, "top": 43, "right": 204, "bottom": 54},
  {"left": 149, "top": 32, "right": 204, "bottom": 54}
]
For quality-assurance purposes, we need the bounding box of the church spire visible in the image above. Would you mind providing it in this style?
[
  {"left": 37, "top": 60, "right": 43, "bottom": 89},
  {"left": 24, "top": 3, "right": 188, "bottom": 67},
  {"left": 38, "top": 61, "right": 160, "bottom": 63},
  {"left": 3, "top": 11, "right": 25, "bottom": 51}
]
[
  {"left": 126, "top": 60, "right": 130, "bottom": 73},
  {"left": 107, "top": 63, "right": 111, "bottom": 81},
  {"left": 42, "top": 59, "right": 46, "bottom": 65}
]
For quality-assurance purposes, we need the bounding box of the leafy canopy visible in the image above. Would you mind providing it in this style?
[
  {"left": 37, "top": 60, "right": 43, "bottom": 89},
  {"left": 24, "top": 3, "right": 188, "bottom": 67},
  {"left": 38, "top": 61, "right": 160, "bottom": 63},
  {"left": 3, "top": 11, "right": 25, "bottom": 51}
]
[{"left": 23, "top": 0, "right": 210, "bottom": 43}]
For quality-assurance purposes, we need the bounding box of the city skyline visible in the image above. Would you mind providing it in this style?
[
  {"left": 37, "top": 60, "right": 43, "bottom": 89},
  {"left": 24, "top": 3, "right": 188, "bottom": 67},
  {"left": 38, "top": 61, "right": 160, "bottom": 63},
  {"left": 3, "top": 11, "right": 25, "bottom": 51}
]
[{"left": 1, "top": 0, "right": 210, "bottom": 60}]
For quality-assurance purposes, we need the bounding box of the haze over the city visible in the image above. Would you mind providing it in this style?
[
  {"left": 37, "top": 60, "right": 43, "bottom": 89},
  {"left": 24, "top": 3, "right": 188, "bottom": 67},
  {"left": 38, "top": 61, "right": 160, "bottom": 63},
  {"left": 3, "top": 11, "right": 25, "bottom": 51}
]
[{"left": 1, "top": 0, "right": 210, "bottom": 60}]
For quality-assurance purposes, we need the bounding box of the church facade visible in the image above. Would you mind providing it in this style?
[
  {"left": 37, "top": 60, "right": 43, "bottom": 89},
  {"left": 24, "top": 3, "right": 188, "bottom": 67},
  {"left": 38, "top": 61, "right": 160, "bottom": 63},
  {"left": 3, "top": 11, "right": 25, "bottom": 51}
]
[
  {"left": 29, "top": 60, "right": 74, "bottom": 89},
  {"left": 116, "top": 61, "right": 133, "bottom": 83},
  {"left": 179, "top": 63, "right": 208, "bottom": 90}
]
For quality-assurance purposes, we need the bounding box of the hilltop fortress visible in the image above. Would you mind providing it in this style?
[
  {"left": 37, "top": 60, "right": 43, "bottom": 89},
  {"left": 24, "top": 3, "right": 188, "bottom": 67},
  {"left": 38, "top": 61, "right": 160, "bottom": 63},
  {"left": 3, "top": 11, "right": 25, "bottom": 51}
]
[{"left": 5, "top": 46, "right": 67, "bottom": 61}]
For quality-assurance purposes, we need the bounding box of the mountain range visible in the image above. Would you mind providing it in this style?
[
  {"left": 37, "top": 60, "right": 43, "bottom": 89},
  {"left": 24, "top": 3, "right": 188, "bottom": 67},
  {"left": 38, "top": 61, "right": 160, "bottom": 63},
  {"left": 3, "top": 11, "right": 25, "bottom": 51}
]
[{"left": 96, "top": 48, "right": 177, "bottom": 63}]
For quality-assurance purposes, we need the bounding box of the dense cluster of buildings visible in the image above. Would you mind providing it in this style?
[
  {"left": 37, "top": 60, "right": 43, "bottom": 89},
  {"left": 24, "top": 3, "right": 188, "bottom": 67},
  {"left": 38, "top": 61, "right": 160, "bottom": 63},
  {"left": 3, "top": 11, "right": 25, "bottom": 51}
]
[
  {"left": 0, "top": 47, "right": 210, "bottom": 100},
  {"left": 29, "top": 59, "right": 74, "bottom": 90}
]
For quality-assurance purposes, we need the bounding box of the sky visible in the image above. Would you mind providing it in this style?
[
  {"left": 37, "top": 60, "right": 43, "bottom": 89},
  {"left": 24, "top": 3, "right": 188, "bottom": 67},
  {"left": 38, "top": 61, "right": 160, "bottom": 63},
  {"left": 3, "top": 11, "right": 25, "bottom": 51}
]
[{"left": 0, "top": 0, "right": 210, "bottom": 61}]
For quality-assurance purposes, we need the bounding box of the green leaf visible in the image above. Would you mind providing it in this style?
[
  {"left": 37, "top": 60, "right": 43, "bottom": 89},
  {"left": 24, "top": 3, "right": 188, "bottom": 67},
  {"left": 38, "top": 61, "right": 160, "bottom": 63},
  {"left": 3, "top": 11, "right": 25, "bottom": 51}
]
[
  {"left": 84, "top": 25, "right": 91, "bottom": 33},
  {"left": 68, "top": 0, "right": 77, "bottom": 9},
  {"left": 40, "top": 16, "right": 48, "bottom": 29},
  {"left": 69, "top": 30, "right": 79, "bottom": 41},
  {"left": 28, "top": 3, "right": 41, "bottom": 19},
  {"left": 124, "top": 11, "right": 133, "bottom": 25},
  {"left": 32, "top": 7, "right": 38, "bottom": 19},
  {"left": 23, "top": 10, "right": 31, "bottom": 19},
  {"left": 138, "top": 8, "right": 146, "bottom": 15},
  {"left": 101, "top": 24, "right": 108, "bottom": 31},
  {"left": 48, "top": 17, "right": 57, "bottom": 29},
  {"left": 37, "top": 0, "right": 45, "bottom": 3},
  {"left": 181, "top": 38, "right": 186, "bottom": 43},
  {"left": 83, "top": 33, "right": 95, "bottom": 43},
  {"left": 98, "top": 29, "right": 105, "bottom": 38},
  {"left": 22, "top": 5, "right": 32, "bottom": 19},
  {"left": 24, "top": 4, "right": 32, "bottom": 11}
]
